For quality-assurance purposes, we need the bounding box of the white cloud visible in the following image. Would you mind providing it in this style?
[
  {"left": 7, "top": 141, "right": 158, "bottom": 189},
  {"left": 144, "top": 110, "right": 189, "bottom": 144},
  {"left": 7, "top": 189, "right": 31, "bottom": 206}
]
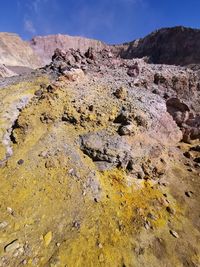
[
  {"left": 32, "top": 0, "right": 49, "bottom": 13},
  {"left": 22, "top": 0, "right": 49, "bottom": 14},
  {"left": 32, "top": 0, "right": 41, "bottom": 13},
  {"left": 24, "top": 19, "right": 36, "bottom": 34}
]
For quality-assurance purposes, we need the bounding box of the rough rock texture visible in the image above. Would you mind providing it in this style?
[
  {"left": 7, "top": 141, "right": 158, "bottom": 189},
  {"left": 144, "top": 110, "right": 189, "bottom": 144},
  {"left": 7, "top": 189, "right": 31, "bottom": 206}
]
[
  {"left": 29, "top": 34, "right": 107, "bottom": 65},
  {"left": 0, "top": 65, "right": 16, "bottom": 78},
  {"left": 119, "top": 26, "right": 200, "bottom": 66},
  {"left": 46, "top": 47, "right": 200, "bottom": 143},
  {"left": 0, "top": 47, "right": 199, "bottom": 267},
  {"left": 0, "top": 33, "right": 41, "bottom": 68},
  {"left": 2, "top": 26, "right": 200, "bottom": 79}
]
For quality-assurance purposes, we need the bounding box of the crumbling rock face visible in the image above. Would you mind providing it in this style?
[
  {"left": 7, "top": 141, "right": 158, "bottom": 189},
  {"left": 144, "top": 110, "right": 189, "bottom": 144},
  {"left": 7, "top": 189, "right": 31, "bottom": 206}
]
[
  {"left": 0, "top": 32, "right": 41, "bottom": 68},
  {"left": 2, "top": 26, "right": 200, "bottom": 79},
  {"left": 29, "top": 34, "right": 107, "bottom": 65},
  {"left": 44, "top": 47, "right": 116, "bottom": 76},
  {"left": 80, "top": 130, "right": 132, "bottom": 167},
  {"left": 119, "top": 26, "right": 200, "bottom": 66},
  {"left": 167, "top": 98, "right": 200, "bottom": 142},
  {"left": 40, "top": 47, "right": 199, "bottom": 146},
  {"left": 80, "top": 130, "right": 167, "bottom": 180},
  {"left": 127, "top": 62, "right": 140, "bottom": 77}
]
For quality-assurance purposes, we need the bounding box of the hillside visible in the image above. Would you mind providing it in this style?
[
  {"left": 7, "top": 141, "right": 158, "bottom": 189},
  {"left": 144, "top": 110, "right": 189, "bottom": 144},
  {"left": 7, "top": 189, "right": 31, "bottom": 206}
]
[
  {"left": 2, "top": 27, "right": 200, "bottom": 78},
  {"left": 29, "top": 34, "right": 107, "bottom": 65},
  {"left": 0, "top": 46, "right": 199, "bottom": 266},
  {"left": 0, "top": 33, "right": 107, "bottom": 77},
  {"left": 119, "top": 26, "right": 200, "bottom": 66},
  {"left": 0, "top": 33, "right": 41, "bottom": 69}
]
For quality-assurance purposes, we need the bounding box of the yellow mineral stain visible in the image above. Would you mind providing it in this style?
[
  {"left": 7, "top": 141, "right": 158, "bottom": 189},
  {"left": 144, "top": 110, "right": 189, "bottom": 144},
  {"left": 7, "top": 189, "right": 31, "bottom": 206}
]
[
  {"left": 0, "top": 77, "right": 199, "bottom": 267},
  {"left": 43, "top": 231, "right": 52, "bottom": 247},
  {"left": 57, "top": 168, "right": 172, "bottom": 266}
]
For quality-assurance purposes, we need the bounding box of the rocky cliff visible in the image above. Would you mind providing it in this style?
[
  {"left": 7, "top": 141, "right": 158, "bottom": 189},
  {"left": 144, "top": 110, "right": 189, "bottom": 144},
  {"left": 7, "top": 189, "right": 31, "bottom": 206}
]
[
  {"left": 119, "top": 26, "right": 200, "bottom": 66},
  {"left": 0, "top": 33, "right": 41, "bottom": 69},
  {"left": 0, "top": 32, "right": 107, "bottom": 77},
  {"left": 2, "top": 26, "right": 200, "bottom": 78},
  {"left": 29, "top": 34, "right": 107, "bottom": 65}
]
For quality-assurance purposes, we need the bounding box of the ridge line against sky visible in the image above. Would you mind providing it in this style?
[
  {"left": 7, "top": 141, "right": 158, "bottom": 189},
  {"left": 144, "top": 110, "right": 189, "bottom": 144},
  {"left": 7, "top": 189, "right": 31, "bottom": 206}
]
[{"left": 0, "top": 0, "right": 200, "bottom": 44}]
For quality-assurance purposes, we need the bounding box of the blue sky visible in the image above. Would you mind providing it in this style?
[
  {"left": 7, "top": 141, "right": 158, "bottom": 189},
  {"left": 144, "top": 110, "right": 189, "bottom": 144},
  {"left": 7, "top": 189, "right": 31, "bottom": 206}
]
[{"left": 0, "top": 0, "right": 200, "bottom": 44}]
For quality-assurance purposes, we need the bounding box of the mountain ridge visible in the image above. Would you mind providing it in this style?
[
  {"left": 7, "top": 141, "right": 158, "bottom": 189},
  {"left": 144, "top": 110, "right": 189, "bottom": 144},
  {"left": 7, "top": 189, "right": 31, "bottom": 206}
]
[
  {"left": 1, "top": 26, "right": 200, "bottom": 78},
  {"left": 29, "top": 33, "right": 107, "bottom": 65},
  {"left": 119, "top": 26, "right": 200, "bottom": 65}
]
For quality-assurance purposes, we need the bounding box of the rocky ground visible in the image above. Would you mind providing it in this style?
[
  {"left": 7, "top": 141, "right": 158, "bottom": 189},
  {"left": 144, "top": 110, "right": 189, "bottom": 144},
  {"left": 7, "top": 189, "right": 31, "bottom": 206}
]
[
  {"left": 0, "top": 48, "right": 199, "bottom": 267},
  {"left": 2, "top": 26, "right": 200, "bottom": 79}
]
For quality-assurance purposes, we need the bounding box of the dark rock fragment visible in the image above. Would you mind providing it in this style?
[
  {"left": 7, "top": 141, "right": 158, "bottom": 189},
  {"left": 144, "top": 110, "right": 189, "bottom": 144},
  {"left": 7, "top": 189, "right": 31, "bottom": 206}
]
[{"left": 17, "top": 159, "right": 24, "bottom": 165}]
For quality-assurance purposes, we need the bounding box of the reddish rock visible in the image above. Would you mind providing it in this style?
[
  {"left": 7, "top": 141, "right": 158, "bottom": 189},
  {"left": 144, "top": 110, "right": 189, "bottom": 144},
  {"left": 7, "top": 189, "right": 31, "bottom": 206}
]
[{"left": 29, "top": 34, "right": 107, "bottom": 65}]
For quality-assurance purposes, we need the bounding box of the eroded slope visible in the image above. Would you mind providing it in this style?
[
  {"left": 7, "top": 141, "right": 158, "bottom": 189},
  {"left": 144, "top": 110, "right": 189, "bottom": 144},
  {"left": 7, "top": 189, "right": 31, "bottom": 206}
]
[
  {"left": 0, "top": 50, "right": 199, "bottom": 267},
  {"left": 0, "top": 33, "right": 41, "bottom": 69}
]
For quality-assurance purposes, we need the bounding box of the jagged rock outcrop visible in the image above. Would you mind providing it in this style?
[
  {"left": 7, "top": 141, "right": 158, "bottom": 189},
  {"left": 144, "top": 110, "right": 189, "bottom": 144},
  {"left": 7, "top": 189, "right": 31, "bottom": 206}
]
[
  {"left": 43, "top": 47, "right": 200, "bottom": 144},
  {"left": 29, "top": 34, "right": 108, "bottom": 65},
  {"left": 0, "top": 33, "right": 41, "bottom": 68},
  {"left": 0, "top": 32, "right": 108, "bottom": 77},
  {"left": 2, "top": 26, "right": 200, "bottom": 79},
  {"left": 166, "top": 98, "right": 200, "bottom": 142},
  {"left": 119, "top": 26, "right": 200, "bottom": 66}
]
